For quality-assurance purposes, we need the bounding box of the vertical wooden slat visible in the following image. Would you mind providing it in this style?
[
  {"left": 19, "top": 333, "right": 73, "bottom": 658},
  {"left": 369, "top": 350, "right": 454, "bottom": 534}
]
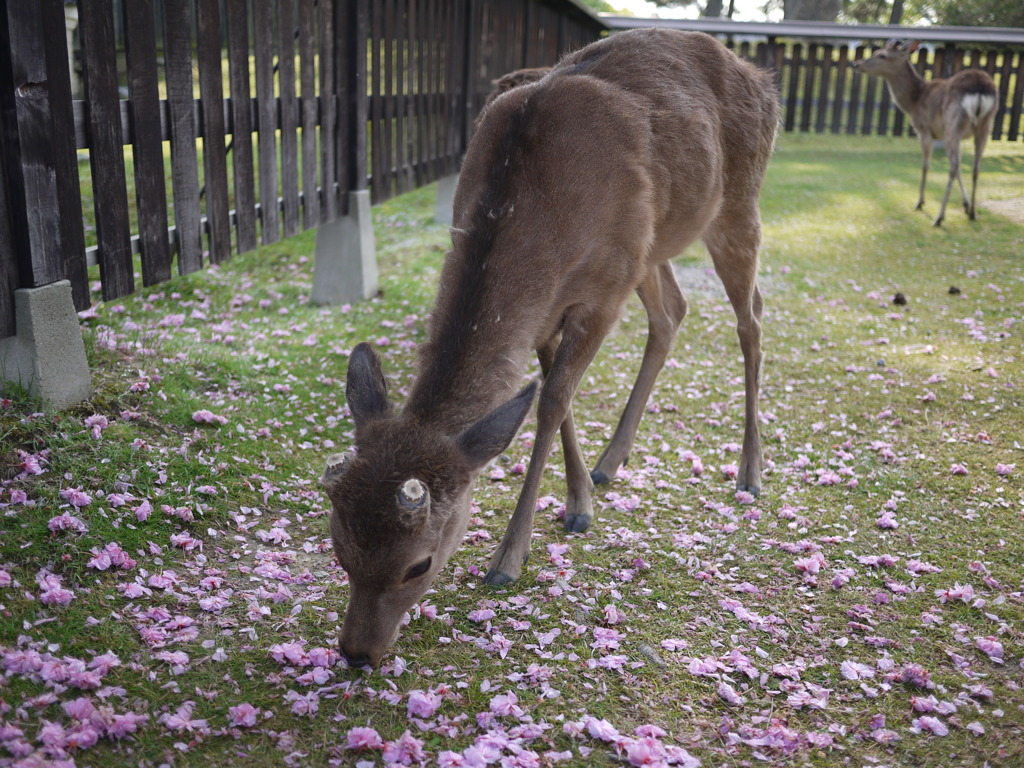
[
  {"left": 279, "top": 0, "right": 300, "bottom": 237},
  {"left": 370, "top": 0, "right": 384, "bottom": 202},
  {"left": 346, "top": 0, "right": 370, "bottom": 205},
  {"left": 196, "top": 0, "right": 231, "bottom": 263},
  {"left": 298, "top": 0, "right": 319, "bottom": 229},
  {"left": 784, "top": 43, "right": 801, "bottom": 132},
  {"left": 0, "top": 121, "right": 18, "bottom": 338},
  {"left": 1008, "top": 52, "right": 1024, "bottom": 142},
  {"left": 395, "top": 0, "right": 407, "bottom": 196},
  {"left": 40, "top": 0, "right": 87, "bottom": 307},
  {"left": 254, "top": 0, "right": 280, "bottom": 244},
  {"left": 383, "top": 0, "right": 396, "bottom": 201},
  {"left": 319, "top": 0, "right": 337, "bottom": 220},
  {"left": 403, "top": 0, "right": 417, "bottom": 193},
  {"left": 861, "top": 47, "right": 880, "bottom": 135},
  {"left": 416, "top": 0, "right": 428, "bottom": 187},
  {"left": 123, "top": 0, "right": 172, "bottom": 287},
  {"left": 162, "top": 0, "right": 203, "bottom": 275},
  {"left": 847, "top": 46, "right": 866, "bottom": 135},
  {"left": 225, "top": 0, "right": 258, "bottom": 254},
  {"left": 77, "top": 0, "right": 134, "bottom": 299},
  {"left": 0, "top": 0, "right": 88, "bottom": 299},
  {"left": 830, "top": 45, "right": 848, "bottom": 135},
  {"left": 993, "top": 50, "right": 1012, "bottom": 141},
  {"left": 815, "top": 44, "right": 831, "bottom": 134},
  {"left": 799, "top": 43, "right": 817, "bottom": 133}
]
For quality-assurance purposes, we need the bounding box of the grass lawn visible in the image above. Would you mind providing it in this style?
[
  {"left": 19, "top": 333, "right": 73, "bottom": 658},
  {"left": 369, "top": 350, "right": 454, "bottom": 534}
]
[{"left": 1, "top": 132, "right": 1022, "bottom": 767}]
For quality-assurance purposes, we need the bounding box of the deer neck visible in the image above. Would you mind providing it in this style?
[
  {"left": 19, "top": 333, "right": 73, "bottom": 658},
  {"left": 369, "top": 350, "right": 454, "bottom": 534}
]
[{"left": 883, "top": 59, "right": 927, "bottom": 117}]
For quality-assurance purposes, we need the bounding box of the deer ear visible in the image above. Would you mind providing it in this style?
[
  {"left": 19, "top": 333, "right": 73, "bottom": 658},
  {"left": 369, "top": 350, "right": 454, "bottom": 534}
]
[
  {"left": 458, "top": 381, "right": 537, "bottom": 471},
  {"left": 902, "top": 40, "right": 921, "bottom": 53},
  {"left": 346, "top": 342, "right": 390, "bottom": 427}
]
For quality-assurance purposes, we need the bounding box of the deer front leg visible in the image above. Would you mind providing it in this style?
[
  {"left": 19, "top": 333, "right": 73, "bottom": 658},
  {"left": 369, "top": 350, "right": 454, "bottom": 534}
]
[
  {"left": 538, "top": 337, "right": 595, "bottom": 534},
  {"left": 916, "top": 136, "right": 932, "bottom": 212},
  {"left": 592, "top": 263, "right": 686, "bottom": 487},
  {"left": 484, "top": 308, "right": 613, "bottom": 585}
]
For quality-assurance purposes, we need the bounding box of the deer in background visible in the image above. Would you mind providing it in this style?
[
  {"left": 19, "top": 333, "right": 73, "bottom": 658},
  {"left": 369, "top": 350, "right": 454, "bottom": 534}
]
[
  {"left": 851, "top": 39, "right": 997, "bottom": 226},
  {"left": 322, "top": 28, "right": 779, "bottom": 668}
]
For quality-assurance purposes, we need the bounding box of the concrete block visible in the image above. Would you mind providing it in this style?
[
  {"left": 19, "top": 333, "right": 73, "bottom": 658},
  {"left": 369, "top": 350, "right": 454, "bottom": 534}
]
[
  {"left": 0, "top": 280, "right": 92, "bottom": 408},
  {"left": 434, "top": 173, "right": 459, "bottom": 226},
  {"left": 312, "top": 189, "right": 378, "bottom": 306}
]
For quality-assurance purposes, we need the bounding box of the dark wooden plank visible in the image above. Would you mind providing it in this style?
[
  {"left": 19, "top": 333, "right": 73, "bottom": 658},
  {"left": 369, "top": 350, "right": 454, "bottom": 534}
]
[
  {"left": 254, "top": 0, "right": 280, "bottom": 244},
  {"left": 196, "top": 0, "right": 232, "bottom": 263},
  {"left": 830, "top": 45, "right": 848, "bottom": 135},
  {"left": 298, "top": 0, "right": 319, "bottom": 229},
  {"left": 39, "top": 0, "right": 88, "bottom": 308},
  {"left": 77, "top": 0, "right": 135, "bottom": 300},
  {"left": 370, "top": 0, "right": 385, "bottom": 202},
  {"left": 123, "top": 0, "right": 172, "bottom": 287},
  {"left": 416, "top": 0, "right": 428, "bottom": 187},
  {"left": 861, "top": 47, "right": 880, "bottom": 135},
  {"left": 1, "top": 1, "right": 89, "bottom": 298},
  {"left": 799, "top": 43, "right": 817, "bottom": 133},
  {"left": 403, "top": 0, "right": 417, "bottom": 194},
  {"left": 225, "top": 0, "right": 258, "bottom": 254},
  {"left": 815, "top": 44, "right": 831, "bottom": 134},
  {"left": 992, "top": 50, "right": 1012, "bottom": 140},
  {"left": 319, "top": 0, "right": 338, "bottom": 220},
  {"left": 278, "top": 0, "right": 300, "bottom": 237},
  {"left": 0, "top": 129, "right": 17, "bottom": 339},
  {"left": 784, "top": 43, "right": 801, "bottom": 132},
  {"left": 162, "top": 0, "right": 203, "bottom": 275},
  {"left": 847, "top": 46, "right": 866, "bottom": 135},
  {"left": 1009, "top": 51, "right": 1024, "bottom": 142},
  {"left": 383, "top": 0, "right": 396, "bottom": 201}
]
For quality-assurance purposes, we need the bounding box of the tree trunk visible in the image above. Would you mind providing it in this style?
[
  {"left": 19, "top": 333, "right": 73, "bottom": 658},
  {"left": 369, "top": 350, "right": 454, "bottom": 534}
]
[
  {"left": 888, "top": 0, "right": 905, "bottom": 25},
  {"left": 783, "top": 0, "right": 841, "bottom": 20},
  {"left": 703, "top": 0, "right": 724, "bottom": 17}
]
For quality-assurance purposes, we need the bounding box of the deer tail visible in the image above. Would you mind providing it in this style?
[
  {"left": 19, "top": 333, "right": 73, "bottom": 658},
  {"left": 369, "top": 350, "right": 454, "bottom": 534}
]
[{"left": 961, "top": 92, "right": 997, "bottom": 127}]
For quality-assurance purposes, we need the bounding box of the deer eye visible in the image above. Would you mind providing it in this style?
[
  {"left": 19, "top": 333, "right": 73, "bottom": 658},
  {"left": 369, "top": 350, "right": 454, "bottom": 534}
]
[{"left": 404, "top": 558, "right": 432, "bottom": 582}]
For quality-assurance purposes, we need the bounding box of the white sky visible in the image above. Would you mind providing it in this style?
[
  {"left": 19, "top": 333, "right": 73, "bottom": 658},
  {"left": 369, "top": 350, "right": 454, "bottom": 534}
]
[{"left": 609, "top": 0, "right": 779, "bottom": 23}]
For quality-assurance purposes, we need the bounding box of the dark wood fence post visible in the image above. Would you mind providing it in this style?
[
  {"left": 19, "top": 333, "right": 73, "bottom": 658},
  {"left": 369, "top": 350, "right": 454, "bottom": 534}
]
[{"left": 0, "top": 0, "right": 91, "bottom": 405}]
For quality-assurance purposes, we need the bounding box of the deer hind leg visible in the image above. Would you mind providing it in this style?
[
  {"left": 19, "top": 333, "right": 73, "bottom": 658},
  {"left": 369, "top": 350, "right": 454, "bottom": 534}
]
[
  {"left": 704, "top": 208, "right": 764, "bottom": 495},
  {"left": 969, "top": 128, "right": 989, "bottom": 220},
  {"left": 484, "top": 305, "right": 618, "bottom": 586},
  {"left": 935, "top": 138, "right": 963, "bottom": 227},
  {"left": 591, "top": 262, "right": 687, "bottom": 486},
  {"left": 537, "top": 335, "right": 595, "bottom": 534},
  {"left": 916, "top": 136, "right": 933, "bottom": 212}
]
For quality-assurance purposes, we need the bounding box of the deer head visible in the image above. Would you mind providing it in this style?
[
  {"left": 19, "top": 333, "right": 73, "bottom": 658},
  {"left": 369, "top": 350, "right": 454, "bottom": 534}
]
[
  {"left": 322, "top": 343, "right": 536, "bottom": 667},
  {"left": 852, "top": 39, "right": 921, "bottom": 76}
]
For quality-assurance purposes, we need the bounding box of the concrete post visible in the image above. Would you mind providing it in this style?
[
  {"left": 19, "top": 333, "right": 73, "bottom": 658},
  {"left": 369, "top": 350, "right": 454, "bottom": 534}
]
[
  {"left": 434, "top": 173, "right": 459, "bottom": 227},
  {"left": 0, "top": 280, "right": 92, "bottom": 408},
  {"left": 312, "top": 189, "right": 378, "bottom": 306}
]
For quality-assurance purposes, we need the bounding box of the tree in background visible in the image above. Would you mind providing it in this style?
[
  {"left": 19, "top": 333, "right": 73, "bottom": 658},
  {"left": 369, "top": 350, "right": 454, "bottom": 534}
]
[
  {"left": 842, "top": 0, "right": 1024, "bottom": 25},
  {"left": 649, "top": 0, "right": 842, "bottom": 20},
  {"left": 575, "top": 0, "right": 626, "bottom": 13}
]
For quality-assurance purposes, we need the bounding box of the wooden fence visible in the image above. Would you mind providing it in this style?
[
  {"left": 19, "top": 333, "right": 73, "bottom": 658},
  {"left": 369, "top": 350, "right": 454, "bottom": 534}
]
[
  {"left": 610, "top": 17, "right": 1024, "bottom": 142},
  {"left": 3, "top": 8, "right": 1024, "bottom": 345},
  {"left": 0, "top": 0, "right": 603, "bottom": 341}
]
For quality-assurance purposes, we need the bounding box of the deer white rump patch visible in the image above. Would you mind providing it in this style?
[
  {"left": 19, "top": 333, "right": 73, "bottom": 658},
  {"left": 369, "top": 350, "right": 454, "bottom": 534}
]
[{"left": 962, "top": 93, "right": 996, "bottom": 125}]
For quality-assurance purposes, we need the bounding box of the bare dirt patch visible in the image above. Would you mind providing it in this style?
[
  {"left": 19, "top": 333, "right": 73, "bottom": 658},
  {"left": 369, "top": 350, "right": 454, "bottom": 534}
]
[{"left": 983, "top": 196, "right": 1024, "bottom": 225}]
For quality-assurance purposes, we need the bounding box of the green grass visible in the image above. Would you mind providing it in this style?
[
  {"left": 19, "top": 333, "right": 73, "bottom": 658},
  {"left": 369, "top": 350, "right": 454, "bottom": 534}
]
[{"left": 1, "top": 133, "right": 1022, "bottom": 766}]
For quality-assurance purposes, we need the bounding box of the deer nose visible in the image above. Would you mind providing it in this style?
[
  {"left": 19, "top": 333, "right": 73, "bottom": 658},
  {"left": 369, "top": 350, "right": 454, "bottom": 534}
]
[{"left": 340, "top": 645, "right": 372, "bottom": 669}]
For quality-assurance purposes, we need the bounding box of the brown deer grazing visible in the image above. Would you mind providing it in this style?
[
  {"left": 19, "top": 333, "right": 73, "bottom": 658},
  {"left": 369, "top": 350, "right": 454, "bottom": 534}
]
[
  {"left": 851, "top": 39, "right": 997, "bottom": 226},
  {"left": 322, "top": 28, "right": 779, "bottom": 668}
]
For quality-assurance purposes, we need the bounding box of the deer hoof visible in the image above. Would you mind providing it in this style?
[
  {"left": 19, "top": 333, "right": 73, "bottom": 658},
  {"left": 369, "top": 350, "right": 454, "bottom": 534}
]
[
  {"left": 482, "top": 568, "right": 516, "bottom": 587},
  {"left": 590, "top": 469, "right": 611, "bottom": 486},
  {"left": 932, "top": 217, "right": 944, "bottom": 227},
  {"left": 563, "top": 512, "right": 593, "bottom": 534},
  {"left": 737, "top": 482, "right": 761, "bottom": 497}
]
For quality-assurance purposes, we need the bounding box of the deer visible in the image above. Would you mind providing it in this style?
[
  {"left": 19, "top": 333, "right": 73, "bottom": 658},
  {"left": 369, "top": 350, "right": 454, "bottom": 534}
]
[
  {"left": 851, "top": 39, "right": 997, "bottom": 226},
  {"left": 321, "top": 28, "right": 779, "bottom": 668}
]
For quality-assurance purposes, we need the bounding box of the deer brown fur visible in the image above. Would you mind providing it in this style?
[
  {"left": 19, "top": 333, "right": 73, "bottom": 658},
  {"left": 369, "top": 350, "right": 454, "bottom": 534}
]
[
  {"left": 851, "top": 39, "right": 997, "bottom": 226},
  {"left": 323, "top": 28, "right": 779, "bottom": 668}
]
